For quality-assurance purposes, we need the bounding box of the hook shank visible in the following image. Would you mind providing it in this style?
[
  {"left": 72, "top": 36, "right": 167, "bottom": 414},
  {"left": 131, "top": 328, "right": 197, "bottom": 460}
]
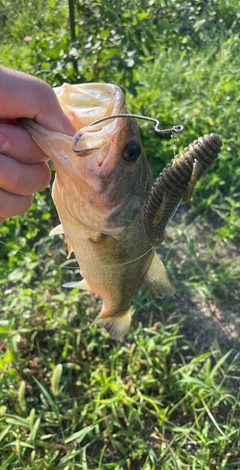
[{"left": 73, "top": 113, "right": 184, "bottom": 154}]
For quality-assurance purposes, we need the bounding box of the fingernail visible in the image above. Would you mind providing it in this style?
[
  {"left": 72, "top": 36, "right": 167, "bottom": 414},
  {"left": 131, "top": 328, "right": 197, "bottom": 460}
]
[{"left": 60, "top": 114, "right": 76, "bottom": 136}]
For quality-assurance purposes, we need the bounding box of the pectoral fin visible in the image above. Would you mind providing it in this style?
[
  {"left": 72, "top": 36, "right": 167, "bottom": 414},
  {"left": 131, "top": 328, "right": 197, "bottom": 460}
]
[
  {"left": 62, "top": 279, "right": 90, "bottom": 290},
  {"left": 49, "top": 224, "right": 73, "bottom": 258},
  {"left": 142, "top": 250, "right": 175, "bottom": 298},
  {"left": 90, "top": 233, "right": 128, "bottom": 264},
  {"left": 49, "top": 224, "right": 64, "bottom": 236}
]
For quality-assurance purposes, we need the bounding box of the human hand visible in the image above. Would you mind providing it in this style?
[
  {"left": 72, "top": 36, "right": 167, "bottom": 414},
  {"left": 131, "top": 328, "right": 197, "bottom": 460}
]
[{"left": 0, "top": 66, "right": 75, "bottom": 225}]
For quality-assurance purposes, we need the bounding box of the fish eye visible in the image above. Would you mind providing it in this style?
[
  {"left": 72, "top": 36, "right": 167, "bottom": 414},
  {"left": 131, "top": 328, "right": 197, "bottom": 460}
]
[{"left": 123, "top": 139, "right": 141, "bottom": 162}]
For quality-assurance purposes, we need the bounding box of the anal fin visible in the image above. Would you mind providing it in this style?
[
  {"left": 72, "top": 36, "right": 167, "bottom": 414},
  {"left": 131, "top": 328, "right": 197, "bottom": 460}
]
[{"left": 142, "top": 250, "right": 175, "bottom": 298}]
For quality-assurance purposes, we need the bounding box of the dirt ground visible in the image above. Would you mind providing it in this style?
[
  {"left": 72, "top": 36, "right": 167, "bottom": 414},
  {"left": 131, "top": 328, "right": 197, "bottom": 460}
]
[{"left": 162, "top": 205, "right": 240, "bottom": 354}]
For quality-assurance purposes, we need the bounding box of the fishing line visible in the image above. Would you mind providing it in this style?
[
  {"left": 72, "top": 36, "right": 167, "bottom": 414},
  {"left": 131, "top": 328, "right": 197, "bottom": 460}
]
[
  {"left": 0, "top": 240, "right": 153, "bottom": 271},
  {"left": 103, "top": 246, "right": 153, "bottom": 267},
  {"left": 0, "top": 239, "right": 79, "bottom": 270}
]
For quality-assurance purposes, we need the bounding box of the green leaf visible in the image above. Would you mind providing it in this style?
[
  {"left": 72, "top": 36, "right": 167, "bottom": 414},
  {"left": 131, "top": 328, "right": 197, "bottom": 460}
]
[{"left": 64, "top": 425, "right": 96, "bottom": 444}]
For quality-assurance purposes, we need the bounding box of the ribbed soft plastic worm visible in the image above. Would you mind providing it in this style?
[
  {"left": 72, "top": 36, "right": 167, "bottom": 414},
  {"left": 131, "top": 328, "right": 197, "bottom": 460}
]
[{"left": 144, "top": 133, "right": 222, "bottom": 246}]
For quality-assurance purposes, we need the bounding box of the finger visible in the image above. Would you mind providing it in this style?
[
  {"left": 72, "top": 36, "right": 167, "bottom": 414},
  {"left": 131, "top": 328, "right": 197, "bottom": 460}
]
[
  {"left": 0, "top": 154, "right": 51, "bottom": 195},
  {"left": 0, "top": 66, "right": 75, "bottom": 135},
  {"left": 0, "top": 190, "right": 33, "bottom": 218},
  {"left": 0, "top": 123, "right": 48, "bottom": 163}
]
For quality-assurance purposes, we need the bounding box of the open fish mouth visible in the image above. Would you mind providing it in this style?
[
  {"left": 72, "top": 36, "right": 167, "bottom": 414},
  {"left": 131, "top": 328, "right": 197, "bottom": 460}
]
[
  {"left": 19, "top": 83, "right": 128, "bottom": 170},
  {"left": 21, "top": 82, "right": 184, "bottom": 166},
  {"left": 54, "top": 83, "right": 124, "bottom": 125},
  {"left": 54, "top": 83, "right": 127, "bottom": 155}
]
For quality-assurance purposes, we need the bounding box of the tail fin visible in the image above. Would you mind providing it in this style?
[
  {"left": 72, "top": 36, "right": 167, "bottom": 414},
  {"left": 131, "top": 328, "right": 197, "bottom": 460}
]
[{"left": 94, "top": 307, "right": 134, "bottom": 340}]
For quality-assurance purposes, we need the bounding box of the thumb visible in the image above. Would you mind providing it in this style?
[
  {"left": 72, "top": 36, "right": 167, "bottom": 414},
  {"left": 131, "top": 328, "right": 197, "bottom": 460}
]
[{"left": 0, "top": 67, "right": 75, "bottom": 135}]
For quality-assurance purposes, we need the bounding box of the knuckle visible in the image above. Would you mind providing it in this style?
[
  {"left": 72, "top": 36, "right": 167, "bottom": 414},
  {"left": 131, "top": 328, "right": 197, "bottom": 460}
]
[
  {"left": 39, "top": 81, "right": 56, "bottom": 107},
  {"left": 0, "top": 155, "right": 25, "bottom": 194}
]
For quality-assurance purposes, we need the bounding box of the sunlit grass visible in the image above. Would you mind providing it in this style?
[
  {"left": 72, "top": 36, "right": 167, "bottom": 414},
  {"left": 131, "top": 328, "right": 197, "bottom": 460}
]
[
  {"left": 1, "top": 207, "right": 239, "bottom": 468},
  {"left": 1, "top": 295, "right": 240, "bottom": 469}
]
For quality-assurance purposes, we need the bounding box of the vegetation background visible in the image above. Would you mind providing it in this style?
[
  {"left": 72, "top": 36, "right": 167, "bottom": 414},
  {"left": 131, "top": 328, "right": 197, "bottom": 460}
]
[{"left": 0, "top": 0, "right": 239, "bottom": 468}]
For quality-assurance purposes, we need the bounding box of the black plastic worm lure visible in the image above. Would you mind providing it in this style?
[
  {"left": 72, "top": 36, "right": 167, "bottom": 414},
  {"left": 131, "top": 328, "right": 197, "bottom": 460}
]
[{"left": 144, "top": 133, "right": 222, "bottom": 246}]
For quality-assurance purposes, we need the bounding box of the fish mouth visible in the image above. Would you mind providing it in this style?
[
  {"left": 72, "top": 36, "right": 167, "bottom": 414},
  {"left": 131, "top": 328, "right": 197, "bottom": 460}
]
[
  {"left": 54, "top": 83, "right": 128, "bottom": 159},
  {"left": 76, "top": 111, "right": 128, "bottom": 172},
  {"left": 71, "top": 110, "right": 127, "bottom": 159},
  {"left": 79, "top": 138, "right": 120, "bottom": 191},
  {"left": 55, "top": 83, "right": 125, "bottom": 135},
  {"left": 19, "top": 83, "right": 127, "bottom": 172}
]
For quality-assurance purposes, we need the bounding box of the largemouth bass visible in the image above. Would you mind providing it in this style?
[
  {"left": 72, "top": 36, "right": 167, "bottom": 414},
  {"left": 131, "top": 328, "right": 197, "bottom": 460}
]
[
  {"left": 21, "top": 83, "right": 174, "bottom": 339},
  {"left": 21, "top": 83, "right": 222, "bottom": 339}
]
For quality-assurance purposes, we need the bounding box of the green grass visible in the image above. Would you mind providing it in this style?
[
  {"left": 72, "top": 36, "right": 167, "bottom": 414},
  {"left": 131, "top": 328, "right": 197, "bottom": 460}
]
[
  {"left": 1, "top": 198, "right": 239, "bottom": 469},
  {"left": 0, "top": 291, "right": 239, "bottom": 469},
  {"left": 0, "top": 2, "right": 240, "bottom": 468}
]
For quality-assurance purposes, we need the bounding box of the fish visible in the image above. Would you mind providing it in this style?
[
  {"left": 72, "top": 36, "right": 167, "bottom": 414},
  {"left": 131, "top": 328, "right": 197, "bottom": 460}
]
[
  {"left": 21, "top": 83, "right": 175, "bottom": 339},
  {"left": 21, "top": 84, "right": 222, "bottom": 339}
]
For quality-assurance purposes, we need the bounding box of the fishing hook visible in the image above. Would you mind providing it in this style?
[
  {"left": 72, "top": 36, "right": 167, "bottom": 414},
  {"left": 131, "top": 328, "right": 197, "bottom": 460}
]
[{"left": 72, "top": 114, "right": 184, "bottom": 154}]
